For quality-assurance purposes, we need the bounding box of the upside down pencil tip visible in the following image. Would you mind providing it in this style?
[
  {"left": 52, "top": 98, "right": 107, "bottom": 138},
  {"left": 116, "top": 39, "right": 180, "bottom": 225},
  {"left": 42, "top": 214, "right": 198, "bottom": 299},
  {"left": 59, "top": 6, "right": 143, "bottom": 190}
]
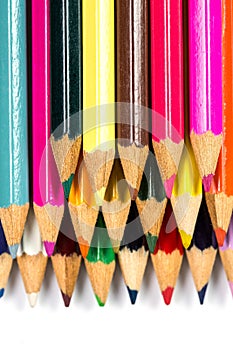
[
  {"left": 61, "top": 292, "right": 71, "bottom": 308},
  {"left": 215, "top": 228, "right": 226, "bottom": 247},
  {"left": 202, "top": 175, "right": 214, "bottom": 193}
]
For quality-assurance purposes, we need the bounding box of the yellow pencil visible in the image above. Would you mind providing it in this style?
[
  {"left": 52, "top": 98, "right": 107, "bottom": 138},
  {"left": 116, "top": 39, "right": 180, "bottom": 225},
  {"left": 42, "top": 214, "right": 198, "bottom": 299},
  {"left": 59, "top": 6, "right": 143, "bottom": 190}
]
[
  {"left": 83, "top": 0, "right": 115, "bottom": 206},
  {"left": 171, "top": 140, "right": 202, "bottom": 248}
]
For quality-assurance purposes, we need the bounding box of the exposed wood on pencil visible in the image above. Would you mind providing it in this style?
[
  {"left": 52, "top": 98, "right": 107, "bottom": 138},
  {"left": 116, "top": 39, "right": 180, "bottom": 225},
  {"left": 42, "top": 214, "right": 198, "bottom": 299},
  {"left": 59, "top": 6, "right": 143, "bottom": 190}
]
[
  {"left": 136, "top": 151, "right": 167, "bottom": 253},
  {"left": 102, "top": 158, "right": 131, "bottom": 252},
  {"left": 85, "top": 212, "right": 115, "bottom": 306},
  {"left": 118, "top": 201, "right": 149, "bottom": 304},
  {"left": 151, "top": 201, "right": 183, "bottom": 305},
  {"left": 186, "top": 196, "right": 218, "bottom": 304},
  {"left": 0, "top": 221, "right": 12, "bottom": 297}
]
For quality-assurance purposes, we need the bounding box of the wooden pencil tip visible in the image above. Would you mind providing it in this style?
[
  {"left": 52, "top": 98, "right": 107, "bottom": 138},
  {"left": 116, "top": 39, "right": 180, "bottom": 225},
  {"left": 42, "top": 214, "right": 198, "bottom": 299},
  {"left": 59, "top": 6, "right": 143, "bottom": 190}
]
[
  {"left": 127, "top": 287, "right": 138, "bottom": 305},
  {"left": 79, "top": 242, "right": 89, "bottom": 259},
  {"left": 162, "top": 287, "right": 174, "bottom": 305},
  {"left": 215, "top": 228, "right": 226, "bottom": 247},
  {"left": 145, "top": 233, "right": 158, "bottom": 253},
  {"left": 8, "top": 244, "right": 19, "bottom": 259},
  {"left": 44, "top": 241, "right": 55, "bottom": 257},
  {"left": 0, "top": 288, "right": 5, "bottom": 298},
  {"left": 202, "top": 174, "right": 214, "bottom": 192},
  {"left": 229, "top": 282, "right": 233, "bottom": 297},
  {"left": 61, "top": 292, "right": 71, "bottom": 307},
  {"left": 198, "top": 284, "right": 208, "bottom": 305},
  {"left": 94, "top": 188, "right": 106, "bottom": 206},
  {"left": 27, "top": 293, "right": 38, "bottom": 308},
  {"left": 164, "top": 174, "right": 176, "bottom": 199},
  {"left": 179, "top": 230, "right": 192, "bottom": 249}
]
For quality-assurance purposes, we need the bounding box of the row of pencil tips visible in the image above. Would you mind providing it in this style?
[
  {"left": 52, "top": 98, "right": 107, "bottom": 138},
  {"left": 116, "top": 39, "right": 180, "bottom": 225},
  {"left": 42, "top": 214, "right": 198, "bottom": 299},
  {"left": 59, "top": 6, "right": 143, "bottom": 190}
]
[{"left": 0, "top": 192, "right": 233, "bottom": 308}]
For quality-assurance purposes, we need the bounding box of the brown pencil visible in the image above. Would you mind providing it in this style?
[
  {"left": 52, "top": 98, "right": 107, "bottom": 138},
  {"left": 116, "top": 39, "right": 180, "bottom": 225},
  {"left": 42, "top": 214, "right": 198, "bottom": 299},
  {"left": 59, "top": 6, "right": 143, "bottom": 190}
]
[{"left": 116, "top": 0, "right": 149, "bottom": 200}]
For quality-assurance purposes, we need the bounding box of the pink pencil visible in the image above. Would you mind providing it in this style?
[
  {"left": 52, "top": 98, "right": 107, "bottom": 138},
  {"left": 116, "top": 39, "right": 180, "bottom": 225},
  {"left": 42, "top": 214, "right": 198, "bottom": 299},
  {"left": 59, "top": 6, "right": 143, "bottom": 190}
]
[
  {"left": 32, "top": 0, "right": 64, "bottom": 257},
  {"left": 189, "top": 0, "right": 223, "bottom": 192},
  {"left": 151, "top": 0, "right": 184, "bottom": 198}
]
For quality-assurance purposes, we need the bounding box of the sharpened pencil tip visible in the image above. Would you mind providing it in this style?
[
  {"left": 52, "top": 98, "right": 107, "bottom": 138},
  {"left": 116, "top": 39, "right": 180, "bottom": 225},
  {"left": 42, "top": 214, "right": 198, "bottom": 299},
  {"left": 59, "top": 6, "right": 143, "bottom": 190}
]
[
  {"left": 179, "top": 230, "right": 192, "bottom": 249},
  {"left": 202, "top": 174, "right": 213, "bottom": 192},
  {"left": 0, "top": 289, "right": 5, "bottom": 298},
  {"left": 198, "top": 284, "right": 208, "bottom": 304},
  {"left": 146, "top": 233, "right": 158, "bottom": 253},
  {"left": 215, "top": 228, "right": 226, "bottom": 247},
  {"left": 44, "top": 241, "right": 55, "bottom": 257},
  {"left": 94, "top": 188, "right": 106, "bottom": 206},
  {"left": 162, "top": 287, "right": 174, "bottom": 305},
  {"left": 61, "top": 292, "right": 71, "bottom": 307},
  {"left": 164, "top": 175, "right": 176, "bottom": 198},
  {"left": 27, "top": 293, "right": 38, "bottom": 307},
  {"left": 129, "top": 187, "right": 138, "bottom": 201},
  {"left": 127, "top": 287, "right": 138, "bottom": 304},
  {"left": 8, "top": 244, "right": 19, "bottom": 259}
]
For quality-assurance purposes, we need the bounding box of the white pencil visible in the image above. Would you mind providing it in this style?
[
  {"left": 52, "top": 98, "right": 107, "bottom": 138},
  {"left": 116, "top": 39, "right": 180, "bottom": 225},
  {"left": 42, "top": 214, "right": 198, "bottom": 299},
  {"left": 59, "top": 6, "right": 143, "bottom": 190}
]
[{"left": 17, "top": 207, "right": 48, "bottom": 307}]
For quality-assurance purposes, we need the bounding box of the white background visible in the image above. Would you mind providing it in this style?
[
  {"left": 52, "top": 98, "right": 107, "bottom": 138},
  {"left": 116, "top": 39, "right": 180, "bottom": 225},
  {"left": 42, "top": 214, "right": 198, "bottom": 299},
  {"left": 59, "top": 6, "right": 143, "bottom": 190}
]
[{"left": 1, "top": 252, "right": 232, "bottom": 350}]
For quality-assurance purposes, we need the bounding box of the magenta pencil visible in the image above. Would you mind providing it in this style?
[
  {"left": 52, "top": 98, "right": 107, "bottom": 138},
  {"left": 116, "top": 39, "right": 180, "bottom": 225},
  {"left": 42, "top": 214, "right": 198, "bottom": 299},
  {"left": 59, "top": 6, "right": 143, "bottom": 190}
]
[
  {"left": 32, "top": 0, "right": 64, "bottom": 257},
  {"left": 151, "top": 0, "right": 184, "bottom": 198},
  {"left": 189, "top": 0, "right": 223, "bottom": 192}
]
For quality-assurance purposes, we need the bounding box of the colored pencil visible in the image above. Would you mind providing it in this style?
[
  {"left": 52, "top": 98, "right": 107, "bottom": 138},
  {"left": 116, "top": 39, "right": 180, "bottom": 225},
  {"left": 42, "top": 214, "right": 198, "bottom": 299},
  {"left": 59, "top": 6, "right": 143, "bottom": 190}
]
[
  {"left": 17, "top": 208, "right": 48, "bottom": 307},
  {"left": 189, "top": 0, "right": 223, "bottom": 192},
  {"left": 32, "top": 0, "right": 64, "bottom": 257},
  {"left": 136, "top": 151, "right": 167, "bottom": 253},
  {"left": 186, "top": 196, "right": 218, "bottom": 304},
  {"left": 0, "top": 221, "right": 13, "bottom": 298},
  {"left": 83, "top": 0, "right": 115, "bottom": 205},
  {"left": 205, "top": 0, "right": 233, "bottom": 246},
  {"left": 171, "top": 0, "right": 202, "bottom": 249},
  {"left": 151, "top": 0, "right": 184, "bottom": 198},
  {"left": 51, "top": 204, "right": 81, "bottom": 307},
  {"left": 116, "top": 0, "right": 149, "bottom": 200},
  {"left": 69, "top": 153, "right": 99, "bottom": 258},
  {"left": 151, "top": 201, "right": 183, "bottom": 305},
  {"left": 50, "top": 0, "right": 82, "bottom": 199},
  {"left": 85, "top": 212, "right": 115, "bottom": 306},
  {"left": 0, "top": 0, "right": 29, "bottom": 258},
  {"left": 219, "top": 215, "right": 233, "bottom": 297},
  {"left": 102, "top": 158, "right": 131, "bottom": 252},
  {"left": 118, "top": 201, "right": 149, "bottom": 304}
]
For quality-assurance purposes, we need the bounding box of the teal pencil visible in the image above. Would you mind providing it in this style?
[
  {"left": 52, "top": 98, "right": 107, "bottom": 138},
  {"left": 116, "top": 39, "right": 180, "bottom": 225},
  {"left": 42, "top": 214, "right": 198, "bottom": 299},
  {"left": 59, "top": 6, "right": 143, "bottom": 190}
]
[{"left": 0, "top": 0, "right": 29, "bottom": 258}]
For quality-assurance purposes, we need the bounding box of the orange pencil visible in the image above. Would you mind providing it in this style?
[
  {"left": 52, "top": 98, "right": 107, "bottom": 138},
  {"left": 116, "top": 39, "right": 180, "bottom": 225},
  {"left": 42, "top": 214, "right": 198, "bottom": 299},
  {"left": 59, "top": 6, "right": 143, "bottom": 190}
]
[{"left": 206, "top": 0, "right": 233, "bottom": 246}]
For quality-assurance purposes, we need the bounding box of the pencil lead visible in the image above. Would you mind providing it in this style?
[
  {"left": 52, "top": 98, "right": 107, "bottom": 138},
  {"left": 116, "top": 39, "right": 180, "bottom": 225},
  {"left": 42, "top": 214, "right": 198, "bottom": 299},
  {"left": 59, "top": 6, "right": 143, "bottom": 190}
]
[
  {"left": 202, "top": 174, "right": 213, "bottom": 193},
  {"left": 127, "top": 287, "right": 138, "bottom": 305},
  {"left": 164, "top": 174, "right": 176, "bottom": 199},
  {"left": 215, "top": 228, "right": 226, "bottom": 247},
  {"left": 95, "top": 294, "right": 105, "bottom": 307},
  {"left": 179, "top": 230, "right": 192, "bottom": 249},
  {"left": 94, "top": 188, "right": 106, "bottom": 206},
  {"left": 44, "top": 241, "right": 55, "bottom": 257},
  {"left": 145, "top": 233, "right": 158, "bottom": 253},
  {"left": 8, "top": 244, "right": 19, "bottom": 259},
  {"left": 229, "top": 282, "right": 233, "bottom": 297},
  {"left": 61, "top": 292, "right": 71, "bottom": 307},
  {"left": 162, "top": 286, "right": 174, "bottom": 305},
  {"left": 0, "top": 289, "right": 5, "bottom": 298},
  {"left": 129, "top": 187, "right": 138, "bottom": 201},
  {"left": 198, "top": 284, "right": 208, "bottom": 305},
  {"left": 62, "top": 174, "right": 74, "bottom": 200},
  {"left": 27, "top": 293, "right": 38, "bottom": 308}
]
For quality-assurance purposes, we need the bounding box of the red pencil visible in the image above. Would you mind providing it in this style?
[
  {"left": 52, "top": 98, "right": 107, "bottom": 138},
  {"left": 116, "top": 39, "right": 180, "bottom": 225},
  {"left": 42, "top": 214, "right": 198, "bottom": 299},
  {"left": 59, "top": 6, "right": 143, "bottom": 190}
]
[{"left": 151, "top": 0, "right": 184, "bottom": 198}]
